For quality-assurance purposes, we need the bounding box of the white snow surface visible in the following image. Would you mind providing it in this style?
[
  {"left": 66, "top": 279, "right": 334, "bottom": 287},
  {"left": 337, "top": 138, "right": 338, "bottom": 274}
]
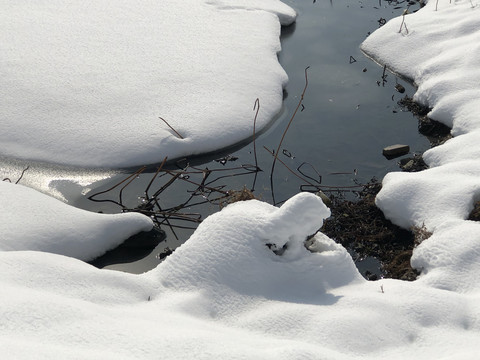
[
  {"left": 0, "top": 0, "right": 295, "bottom": 167},
  {"left": 2, "top": 192, "right": 480, "bottom": 359},
  {"left": 2, "top": 0, "right": 480, "bottom": 358},
  {"left": 0, "top": 181, "right": 153, "bottom": 261}
]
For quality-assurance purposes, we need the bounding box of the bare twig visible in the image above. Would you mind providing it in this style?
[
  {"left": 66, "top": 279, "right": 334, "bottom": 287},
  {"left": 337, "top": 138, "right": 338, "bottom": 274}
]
[
  {"left": 264, "top": 146, "right": 317, "bottom": 188},
  {"left": 163, "top": 169, "right": 229, "bottom": 195},
  {"left": 270, "top": 66, "right": 310, "bottom": 204},
  {"left": 145, "top": 157, "right": 168, "bottom": 199},
  {"left": 398, "top": 9, "right": 409, "bottom": 34},
  {"left": 16, "top": 166, "right": 30, "bottom": 184},
  {"left": 159, "top": 117, "right": 184, "bottom": 139},
  {"left": 252, "top": 98, "right": 261, "bottom": 191},
  {"left": 297, "top": 162, "right": 322, "bottom": 185},
  {"left": 88, "top": 166, "right": 146, "bottom": 207},
  {"left": 2, "top": 166, "right": 30, "bottom": 184},
  {"left": 119, "top": 168, "right": 147, "bottom": 206},
  {"left": 381, "top": 65, "right": 388, "bottom": 86}
]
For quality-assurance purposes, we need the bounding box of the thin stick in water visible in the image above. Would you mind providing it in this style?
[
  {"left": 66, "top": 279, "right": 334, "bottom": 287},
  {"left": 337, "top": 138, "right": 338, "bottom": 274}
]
[{"left": 269, "top": 66, "right": 310, "bottom": 205}]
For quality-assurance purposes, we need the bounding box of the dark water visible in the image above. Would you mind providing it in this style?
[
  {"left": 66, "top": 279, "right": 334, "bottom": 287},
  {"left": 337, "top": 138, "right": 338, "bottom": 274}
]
[{"left": 3, "top": 0, "right": 428, "bottom": 274}]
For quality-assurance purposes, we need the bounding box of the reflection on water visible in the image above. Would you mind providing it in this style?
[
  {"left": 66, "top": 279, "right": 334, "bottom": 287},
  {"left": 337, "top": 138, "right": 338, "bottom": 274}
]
[{"left": 1, "top": 0, "right": 427, "bottom": 274}]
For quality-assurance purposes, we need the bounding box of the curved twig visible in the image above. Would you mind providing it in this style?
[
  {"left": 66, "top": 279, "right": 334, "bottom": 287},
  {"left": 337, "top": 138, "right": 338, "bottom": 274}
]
[{"left": 270, "top": 66, "right": 310, "bottom": 204}]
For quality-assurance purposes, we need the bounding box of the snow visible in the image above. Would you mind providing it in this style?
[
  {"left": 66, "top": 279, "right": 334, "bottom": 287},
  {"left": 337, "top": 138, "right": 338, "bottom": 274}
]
[
  {"left": 361, "top": 0, "right": 480, "bottom": 139},
  {"left": 0, "top": 0, "right": 295, "bottom": 167},
  {"left": 0, "top": 181, "right": 153, "bottom": 261},
  {"left": 2, "top": 193, "right": 480, "bottom": 359},
  {"left": 2, "top": 0, "right": 480, "bottom": 358}
]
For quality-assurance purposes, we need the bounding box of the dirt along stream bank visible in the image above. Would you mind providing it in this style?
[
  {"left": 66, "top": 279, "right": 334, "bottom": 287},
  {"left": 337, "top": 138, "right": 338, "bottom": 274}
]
[{"left": 322, "top": 94, "right": 454, "bottom": 281}]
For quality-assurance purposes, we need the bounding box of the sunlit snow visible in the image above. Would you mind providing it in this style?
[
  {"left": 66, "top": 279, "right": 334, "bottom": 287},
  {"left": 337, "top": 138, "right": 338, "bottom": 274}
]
[
  {"left": 1, "top": 0, "right": 480, "bottom": 358},
  {"left": 0, "top": 181, "right": 152, "bottom": 260},
  {"left": 0, "top": 0, "right": 295, "bottom": 167}
]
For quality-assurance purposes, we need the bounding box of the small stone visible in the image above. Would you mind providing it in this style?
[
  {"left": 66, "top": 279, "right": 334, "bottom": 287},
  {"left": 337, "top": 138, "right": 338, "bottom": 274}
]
[
  {"left": 316, "top": 190, "right": 332, "bottom": 208},
  {"left": 401, "top": 160, "right": 414, "bottom": 170},
  {"left": 383, "top": 144, "right": 410, "bottom": 159},
  {"left": 395, "top": 84, "right": 406, "bottom": 93}
]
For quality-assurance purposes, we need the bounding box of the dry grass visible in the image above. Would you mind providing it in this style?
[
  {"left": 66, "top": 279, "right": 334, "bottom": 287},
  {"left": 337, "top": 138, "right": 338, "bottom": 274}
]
[
  {"left": 322, "top": 179, "right": 419, "bottom": 281},
  {"left": 411, "top": 223, "right": 433, "bottom": 245},
  {"left": 222, "top": 186, "right": 258, "bottom": 207}
]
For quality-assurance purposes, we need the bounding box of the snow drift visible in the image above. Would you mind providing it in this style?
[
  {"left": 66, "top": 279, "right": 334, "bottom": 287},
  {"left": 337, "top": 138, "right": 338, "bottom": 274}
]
[
  {"left": 0, "top": 0, "right": 295, "bottom": 167},
  {"left": 2, "top": 193, "right": 480, "bottom": 359},
  {"left": 0, "top": 181, "right": 153, "bottom": 260}
]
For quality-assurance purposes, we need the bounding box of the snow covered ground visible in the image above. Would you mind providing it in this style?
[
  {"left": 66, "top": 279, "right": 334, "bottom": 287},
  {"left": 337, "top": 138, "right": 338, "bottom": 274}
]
[
  {"left": 2, "top": 192, "right": 480, "bottom": 359},
  {"left": 2, "top": 0, "right": 480, "bottom": 358},
  {"left": 0, "top": 0, "right": 295, "bottom": 167},
  {"left": 0, "top": 181, "right": 152, "bottom": 260}
]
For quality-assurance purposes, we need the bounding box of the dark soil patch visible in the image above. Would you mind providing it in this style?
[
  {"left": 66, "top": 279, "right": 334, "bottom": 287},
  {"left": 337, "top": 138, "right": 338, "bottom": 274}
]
[
  {"left": 225, "top": 187, "right": 258, "bottom": 204},
  {"left": 398, "top": 154, "right": 428, "bottom": 172},
  {"left": 397, "top": 95, "right": 452, "bottom": 147},
  {"left": 468, "top": 201, "right": 480, "bottom": 221},
  {"left": 322, "top": 179, "right": 419, "bottom": 281}
]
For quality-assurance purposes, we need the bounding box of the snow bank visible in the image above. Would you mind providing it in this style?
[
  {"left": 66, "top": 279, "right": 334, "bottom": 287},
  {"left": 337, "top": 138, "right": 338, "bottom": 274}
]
[
  {"left": 0, "top": 181, "right": 152, "bottom": 260},
  {"left": 2, "top": 193, "right": 480, "bottom": 359},
  {"left": 361, "top": 0, "right": 480, "bottom": 295},
  {"left": 361, "top": 0, "right": 480, "bottom": 139},
  {"left": 0, "top": 0, "right": 295, "bottom": 168}
]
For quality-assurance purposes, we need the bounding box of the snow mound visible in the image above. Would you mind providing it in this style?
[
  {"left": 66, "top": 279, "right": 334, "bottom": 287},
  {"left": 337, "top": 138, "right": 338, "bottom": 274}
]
[
  {"left": 361, "top": 0, "right": 480, "bottom": 133},
  {"left": 0, "top": 0, "right": 295, "bottom": 168},
  {"left": 376, "top": 162, "right": 480, "bottom": 293},
  {"left": 376, "top": 161, "right": 480, "bottom": 231},
  {"left": 412, "top": 220, "right": 480, "bottom": 293},
  {"left": 156, "top": 192, "right": 362, "bottom": 302},
  {"left": 0, "top": 181, "right": 152, "bottom": 261}
]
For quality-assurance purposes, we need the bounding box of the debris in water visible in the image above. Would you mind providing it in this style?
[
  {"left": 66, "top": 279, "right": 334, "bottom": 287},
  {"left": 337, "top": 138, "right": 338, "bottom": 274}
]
[
  {"left": 157, "top": 247, "right": 174, "bottom": 260},
  {"left": 382, "top": 144, "right": 410, "bottom": 159},
  {"left": 395, "top": 84, "right": 406, "bottom": 93}
]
